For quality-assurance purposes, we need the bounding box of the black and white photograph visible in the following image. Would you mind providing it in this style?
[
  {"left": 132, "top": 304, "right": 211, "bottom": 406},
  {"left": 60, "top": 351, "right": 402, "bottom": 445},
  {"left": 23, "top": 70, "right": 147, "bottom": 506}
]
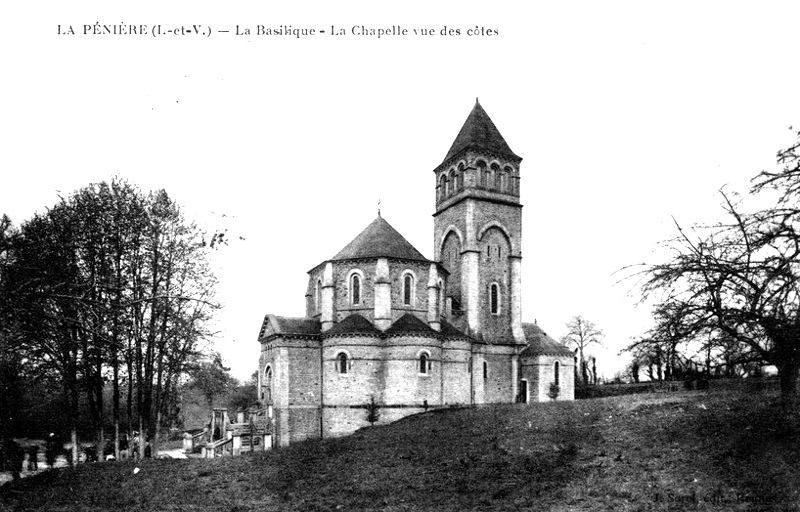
[{"left": 1, "top": 1, "right": 800, "bottom": 510}]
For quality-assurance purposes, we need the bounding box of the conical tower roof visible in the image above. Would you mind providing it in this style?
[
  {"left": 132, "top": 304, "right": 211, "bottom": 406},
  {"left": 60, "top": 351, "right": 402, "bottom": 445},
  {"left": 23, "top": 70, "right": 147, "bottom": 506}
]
[
  {"left": 331, "top": 216, "right": 429, "bottom": 262},
  {"left": 442, "top": 99, "right": 521, "bottom": 164}
]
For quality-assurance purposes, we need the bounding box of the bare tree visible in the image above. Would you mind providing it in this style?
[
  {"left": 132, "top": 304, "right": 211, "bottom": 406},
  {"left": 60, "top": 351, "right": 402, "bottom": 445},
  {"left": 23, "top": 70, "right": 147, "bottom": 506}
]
[
  {"left": 560, "top": 316, "right": 604, "bottom": 386},
  {"left": 634, "top": 130, "right": 800, "bottom": 420}
]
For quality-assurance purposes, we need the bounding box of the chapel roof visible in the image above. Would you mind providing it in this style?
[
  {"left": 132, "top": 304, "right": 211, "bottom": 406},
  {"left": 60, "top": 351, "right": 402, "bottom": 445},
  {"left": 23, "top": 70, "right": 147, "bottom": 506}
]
[
  {"left": 384, "top": 313, "right": 438, "bottom": 336},
  {"left": 442, "top": 99, "right": 521, "bottom": 165},
  {"left": 439, "top": 318, "right": 474, "bottom": 340},
  {"left": 520, "top": 322, "right": 574, "bottom": 357},
  {"left": 325, "top": 314, "right": 381, "bottom": 335},
  {"left": 331, "top": 215, "right": 429, "bottom": 262},
  {"left": 263, "top": 315, "right": 321, "bottom": 337}
]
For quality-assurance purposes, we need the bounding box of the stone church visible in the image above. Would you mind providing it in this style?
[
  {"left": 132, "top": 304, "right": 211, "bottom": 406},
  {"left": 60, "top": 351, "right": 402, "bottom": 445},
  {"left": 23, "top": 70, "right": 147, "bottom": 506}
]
[{"left": 257, "top": 100, "right": 574, "bottom": 446}]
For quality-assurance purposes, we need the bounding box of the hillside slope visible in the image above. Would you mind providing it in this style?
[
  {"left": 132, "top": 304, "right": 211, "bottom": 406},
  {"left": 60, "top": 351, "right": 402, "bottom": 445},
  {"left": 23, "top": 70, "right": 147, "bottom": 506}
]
[{"left": 2, "top": 386, "right": 799, "bottom": 511}]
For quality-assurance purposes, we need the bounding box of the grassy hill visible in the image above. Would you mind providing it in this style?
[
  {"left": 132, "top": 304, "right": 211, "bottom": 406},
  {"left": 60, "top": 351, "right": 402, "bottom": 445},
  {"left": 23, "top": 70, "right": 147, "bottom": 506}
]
[{"left": 2, "top": 385, "right": 799, "bottom": 511}]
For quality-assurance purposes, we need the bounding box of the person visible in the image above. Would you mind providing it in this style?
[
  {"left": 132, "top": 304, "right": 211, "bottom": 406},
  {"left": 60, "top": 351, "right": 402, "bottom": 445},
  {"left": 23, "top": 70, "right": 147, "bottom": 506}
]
[
  {"left": 27, "top": 444, "right": 39, "bottom": 471},
  {"left": 84, "top": 444, "right": 98, "bottom": 463},
  {"left": 132, "top": 432, "right": 140, "bottom": 459},
  {"left": 45, "top": 433, "right": 60, "bottom": 468},
  {"left": 4, "top": 439, "right": 23, "bottom": 481},
  {"left": 119, "top": 433, "right": 129, "bottom": 460}
]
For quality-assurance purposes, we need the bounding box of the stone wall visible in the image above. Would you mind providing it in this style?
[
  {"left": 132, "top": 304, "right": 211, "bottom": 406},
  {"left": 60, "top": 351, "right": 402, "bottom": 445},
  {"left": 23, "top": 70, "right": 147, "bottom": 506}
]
[{"left": 520, "top": 354, "right": 575, "bottom": 402}]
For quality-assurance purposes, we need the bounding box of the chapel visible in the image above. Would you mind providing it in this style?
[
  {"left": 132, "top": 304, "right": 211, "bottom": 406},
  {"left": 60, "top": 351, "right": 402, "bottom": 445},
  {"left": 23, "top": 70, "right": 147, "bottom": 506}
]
[{"left": 256, "top": 100, "right": 574, "bottom": 446}]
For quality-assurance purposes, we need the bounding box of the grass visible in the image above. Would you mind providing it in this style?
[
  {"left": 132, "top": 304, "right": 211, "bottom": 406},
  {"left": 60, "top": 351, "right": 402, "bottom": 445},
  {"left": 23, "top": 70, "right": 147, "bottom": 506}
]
[{"left": 2, "top": 386, "right": 799, "bottom": 511}]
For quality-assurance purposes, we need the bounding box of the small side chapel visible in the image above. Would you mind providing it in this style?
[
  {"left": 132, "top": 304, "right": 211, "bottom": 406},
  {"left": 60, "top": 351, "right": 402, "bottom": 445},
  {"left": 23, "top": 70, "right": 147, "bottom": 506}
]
[{"left": 257, "top": 100, "right": 574, "bottom": 446}]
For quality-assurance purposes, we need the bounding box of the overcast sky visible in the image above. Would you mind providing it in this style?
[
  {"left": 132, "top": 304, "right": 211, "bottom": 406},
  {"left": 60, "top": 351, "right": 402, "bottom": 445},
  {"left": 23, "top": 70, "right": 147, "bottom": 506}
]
[{"left": 3, "top": 1, "right": 799, "bottom": 380}]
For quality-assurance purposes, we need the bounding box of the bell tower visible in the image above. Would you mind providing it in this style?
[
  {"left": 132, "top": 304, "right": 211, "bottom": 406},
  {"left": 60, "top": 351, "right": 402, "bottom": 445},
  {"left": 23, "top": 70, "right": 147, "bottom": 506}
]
[{"left": 433, "top": 100, "right": 525, "bottom": 344}]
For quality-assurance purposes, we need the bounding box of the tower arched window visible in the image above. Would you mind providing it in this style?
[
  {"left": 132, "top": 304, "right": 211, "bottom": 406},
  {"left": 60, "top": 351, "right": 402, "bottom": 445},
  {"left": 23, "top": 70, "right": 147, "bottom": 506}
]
[
  {"left": 438, "top": 174, "right": 446, "bottom": 200},
  {"left": 403, "top": 273, "right": 414, "bottom": 306},
  {"left": 350, "top": 273, "right": 361, "bottom": 305},
  {"left": 491, "top": 163, "right": 500, "bottom": 189},
  {"left": 477, "top": 161, "right": 488, "bottom": 187},
  {"left": 449, "top": 170, "right": 457, "bottom": 192},
  {"left": 499, "top": 172, "right": 507, "bottom": 192},
  {"left": 338, "top": 353, "right": 348, "bottom": 374},
  {"left": 554, "top": 361, "right": 560, "bottom": 386},
  {"left": 419, "top": 353, "right": 428, "bottom": 374},
  {"left": 504, "top": 166, "right": 515, "bottom": 193},
  {"left": 490, "top": 283, "right": 500, "bottom": 315}
]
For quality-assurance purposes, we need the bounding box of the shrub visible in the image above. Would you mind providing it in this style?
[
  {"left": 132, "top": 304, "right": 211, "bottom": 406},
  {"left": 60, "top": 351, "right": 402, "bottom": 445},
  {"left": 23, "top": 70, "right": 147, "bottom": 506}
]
[
  {"left": 366, "top": 396, "right": 380, "bottom": 426},
  {"left": 548, "top": 382, "right": 560, "bottom": 401}
]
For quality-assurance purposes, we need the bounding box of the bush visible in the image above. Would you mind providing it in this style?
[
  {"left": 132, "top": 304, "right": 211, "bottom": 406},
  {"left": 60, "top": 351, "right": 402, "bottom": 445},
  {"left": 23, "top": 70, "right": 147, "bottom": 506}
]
[
  {"left": 548, "top": 382, "right": 560, "bottom": 401},
  {"left": 366, "top": 396, "right": 380, "bottom": 426}
]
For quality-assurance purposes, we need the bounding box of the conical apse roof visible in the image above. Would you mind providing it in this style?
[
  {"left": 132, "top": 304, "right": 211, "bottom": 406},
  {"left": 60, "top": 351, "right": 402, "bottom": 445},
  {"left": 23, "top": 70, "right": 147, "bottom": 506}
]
[{"left": 331, "top": 216, "right": 428, "bottom": 262}]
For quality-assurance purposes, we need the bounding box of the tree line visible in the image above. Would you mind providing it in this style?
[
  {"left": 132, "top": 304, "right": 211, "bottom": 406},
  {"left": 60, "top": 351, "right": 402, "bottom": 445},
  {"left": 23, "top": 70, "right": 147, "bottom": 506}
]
[
  {"left": 628, "top": 130, "right": 800, "bottom": 421},
  {"left": 0, "top": 178, "right": 221, "bottom": 462}
]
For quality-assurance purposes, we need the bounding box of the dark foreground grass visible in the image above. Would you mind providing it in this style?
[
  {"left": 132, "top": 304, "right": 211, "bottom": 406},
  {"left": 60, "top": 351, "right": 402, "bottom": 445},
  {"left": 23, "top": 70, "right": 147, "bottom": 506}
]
[{"left": 2, "top": 387, "right": 799, "bottom": 511}]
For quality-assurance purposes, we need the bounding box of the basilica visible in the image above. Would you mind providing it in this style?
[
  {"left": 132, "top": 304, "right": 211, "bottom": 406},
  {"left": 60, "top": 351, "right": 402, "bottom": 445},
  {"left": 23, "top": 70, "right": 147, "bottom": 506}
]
[{"left": 257, "top": 100, "right": 574, "bottom": 446}]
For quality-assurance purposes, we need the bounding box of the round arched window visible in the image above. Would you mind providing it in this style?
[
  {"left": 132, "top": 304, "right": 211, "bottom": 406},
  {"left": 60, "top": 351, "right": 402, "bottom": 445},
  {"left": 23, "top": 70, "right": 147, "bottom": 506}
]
[{"left": 350, "top": 274, "right": 361, "bottom": 305}]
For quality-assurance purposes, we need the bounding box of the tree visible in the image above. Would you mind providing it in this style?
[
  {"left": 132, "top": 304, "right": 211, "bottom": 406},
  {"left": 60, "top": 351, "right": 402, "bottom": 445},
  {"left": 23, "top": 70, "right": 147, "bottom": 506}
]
[
  {"left": 366, "top": 396, "right": 380, "bottom": 426},
  {"left": 0, "top": 178, "right": 220, "bottom": 461},
  {"left": 628, "top": 358, "right": 640, "bottom": 383},
  {"left": 560, "top": 316, "right": 604, "bottom": 386},
  {"left": 188, "top": 353, "right": 235, "bottom": 408},
  {"left": 636, "top": 130, "right": 800, "bottom": 419}
]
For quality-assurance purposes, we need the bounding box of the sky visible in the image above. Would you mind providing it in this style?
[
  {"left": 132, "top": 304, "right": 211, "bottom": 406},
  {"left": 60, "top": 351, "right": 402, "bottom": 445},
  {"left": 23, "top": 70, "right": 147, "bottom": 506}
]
[{"left": 2, "top": 1, "right": 799, "bottom": 381}]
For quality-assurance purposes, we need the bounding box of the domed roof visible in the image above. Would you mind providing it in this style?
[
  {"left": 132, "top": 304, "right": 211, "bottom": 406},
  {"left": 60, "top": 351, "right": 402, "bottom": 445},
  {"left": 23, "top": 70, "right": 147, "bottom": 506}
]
[
  {"left": 441, "top": 100, "right": 521, "bottom": 165},
  {"left": 331, "top": 216, "right": 429, "bottom": 262}
]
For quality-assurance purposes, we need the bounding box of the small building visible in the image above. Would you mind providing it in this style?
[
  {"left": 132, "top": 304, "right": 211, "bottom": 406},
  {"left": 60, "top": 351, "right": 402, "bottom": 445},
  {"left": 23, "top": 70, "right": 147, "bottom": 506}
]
[{"left": 257, "top": 100, "right": 574, "bottom": 446}]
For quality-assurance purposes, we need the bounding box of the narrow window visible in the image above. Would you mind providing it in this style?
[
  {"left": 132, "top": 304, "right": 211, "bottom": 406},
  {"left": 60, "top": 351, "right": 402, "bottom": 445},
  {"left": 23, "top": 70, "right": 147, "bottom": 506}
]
[
  {"left": 419, "top": 354, "right": 428, "bottom": 374},
  {"left": 403, "top": 274, "right": 413, "bottom": 306},
  {"left": 554, "top": 361, "right": 560, "bottom": 385},
  {"left": 449, "top": 170, "right": 457, "bottom": 192},
  {"left": 491, "top": 163, "right": 500, "bottom": 188},
  {"left": 490, "top": 284, "right": 500, "bottom": 314},
  {"left": 483, "top": 361, "right": 488, "bottom": 379},
  {"left": 263, "top": 366, "right": 273, "bottom": 401},
  {"left": 477, "top": 161, "right": 487, "bottom": 187},
  {"left": 437, "top": 280, "right": 444, "bottom": 316},
  {"left": 338, "top": 353, "right": 348, "bottom": 374},
  {"left": 351, "top": 274, "right": 361, "bottom": 305},
  {"left": 315, "top": 279, "right": 322, "bottom": 313}
]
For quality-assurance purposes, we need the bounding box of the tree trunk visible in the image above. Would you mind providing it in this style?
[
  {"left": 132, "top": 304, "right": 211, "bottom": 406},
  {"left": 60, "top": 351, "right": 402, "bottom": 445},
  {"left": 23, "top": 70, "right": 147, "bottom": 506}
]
[
  {"left": 778, "top": 362, "right": 800, "bottom": 423},
  {"left": 126, "top": 354, "right": 134, "bottom": 459},
  {"left": 113, "top": 353, "right": 120, "bottom": 460}
]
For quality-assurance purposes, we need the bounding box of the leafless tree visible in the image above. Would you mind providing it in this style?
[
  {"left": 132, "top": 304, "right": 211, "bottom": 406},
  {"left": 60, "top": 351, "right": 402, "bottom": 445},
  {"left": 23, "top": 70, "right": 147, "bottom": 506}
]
[
  {"left": 634, "top": 130, "right": 800, "bottom": 420},
  {"left": 560, "top": 316, "right": 604, "bottom": 386}
]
